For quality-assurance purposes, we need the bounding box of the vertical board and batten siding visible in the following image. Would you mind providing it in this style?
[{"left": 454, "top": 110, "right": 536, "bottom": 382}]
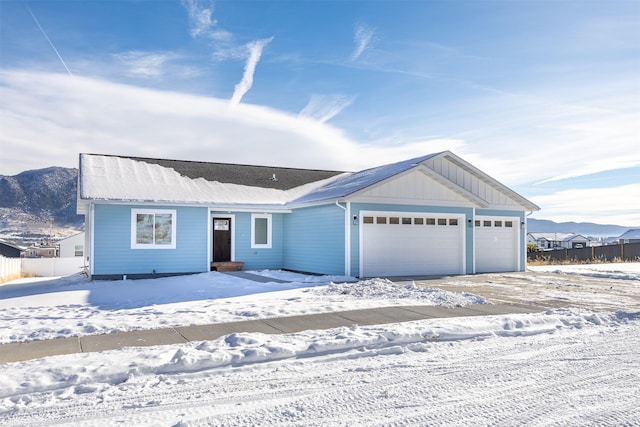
[
  {"left": 92, "top": 204, "right": 208, "bottom": 276},
  {"left": 283, "top": 204, "right": 345, "bottom": 275},
  {"left": 349, "top": 203, "right": 475, "bottom": 277},
  {"left": 219, "top": 211, "right": 285, "bottom": 270},
  {"left": 424, "top": 156, "right": 521, "bottom": 209}
]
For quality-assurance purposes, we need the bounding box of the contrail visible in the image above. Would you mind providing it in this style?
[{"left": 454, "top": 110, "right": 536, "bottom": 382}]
[
  {"left": 26, "top": 5, "right": 73, "bottom": 76},
  {"left": 230, "top": 37, "right": 273, "bottom": 105}
]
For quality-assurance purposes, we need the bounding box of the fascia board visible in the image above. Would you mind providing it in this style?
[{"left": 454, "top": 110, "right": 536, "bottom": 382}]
[{"left": 82, "top": 199, "right": 292, "bottom": 213}]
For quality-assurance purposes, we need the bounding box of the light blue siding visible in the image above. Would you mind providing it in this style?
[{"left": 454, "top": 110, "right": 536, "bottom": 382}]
[
  {"left": 216, "top": 211, "right": 285, "bottom": 270},
  {"left": 283, "top": 204, "right": 345, "bottom": 275},
  {"left": 349, "top": 203, "right": 475, "bottom": 277},
  {"left": 93, "top": 204, "right": 208, "bottom": 276}
]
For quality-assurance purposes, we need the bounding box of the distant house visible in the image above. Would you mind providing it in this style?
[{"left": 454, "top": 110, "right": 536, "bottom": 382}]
[
  {"left": 527, "top": 233, "right": 591, "bottom": 251},
  {"left": 22, "top": 243, "right": 58, "bottom": 258},
  {"left": 0, "top": 240, "right": 23, "bottom": 258},
  {"left": 57, "top": 232, "right": 85, "bottom": 258},
  {"left": 615, "top": 229, "right": 640, "bottom": 244},
  {"left": 77, "top": 151, "right": 540, "bottom": 280}
]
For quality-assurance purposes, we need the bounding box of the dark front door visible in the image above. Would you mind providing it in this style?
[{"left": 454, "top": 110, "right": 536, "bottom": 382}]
[{"left": 213, "top": 218, "right": 231, "bottom": 262}]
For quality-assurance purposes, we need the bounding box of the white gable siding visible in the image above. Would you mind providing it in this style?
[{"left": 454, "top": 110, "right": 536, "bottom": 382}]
[
  {"left": 350, "top": 170, "right": 473, "bottom": 207},
  {"left": 424, "top": 156, "right": 524, "bottom": 210}
]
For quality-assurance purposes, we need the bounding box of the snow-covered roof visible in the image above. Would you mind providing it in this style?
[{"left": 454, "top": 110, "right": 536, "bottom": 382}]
[
  {"left": 78, "top": 154, "right": 346, "bottom": 210},
  {"left": 618, "top": 229, "right": 640, "bottom": 239},
  {"left": 78, "top": 151, "right": 539, "bottom": 212},
  {"left": 288, "top": 153, "right": 442, "bottom": 205},
  {"left": 527, "top": 233, "right": 590, "bottom": 242}
]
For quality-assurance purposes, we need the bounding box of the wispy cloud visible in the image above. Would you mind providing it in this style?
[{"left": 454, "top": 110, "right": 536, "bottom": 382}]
[
  {"left": 299, "top": 94, "right": 356, "bottom": 123},
  {"left": 351, "top": 23, "right": 375, "bottom": 61},
  {"left": 0, "top": 70, "right": 463, "bottom": 176},
  {"left": 530, "top": 183, "right": 640, "bottom": 225},
  {"left": 113, "top": 51, "right": 176, "bottom": 78},
  {"left": 181, "top": 0, "right": 215, "bottom": 38},
  {"left": 230, "top": 38, "right": 273, "bottom": 105}
]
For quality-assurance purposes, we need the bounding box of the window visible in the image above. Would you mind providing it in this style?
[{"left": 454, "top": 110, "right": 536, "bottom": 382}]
[
  {"left": 376, "top": 217, "right": 387, "bottom": 224},
  {"left": 484, "top": 220, "right": 492, "bottom": 227},
  {"left": 363, "top": 216, "right": 374, "bottom": 224},
  {"left": 494, "top": 221, "right": 503, "bottom": 227},
  {"left": 426, "top": 218, "right": 436, "bottom": 225},
  {"left": 251, "top": 213, "right": 272, "bottom": 248},
  {"left": 438, "top": 218, "right": 447, "bottom": 226},
  {"left": 389, "top": 217, "right": 400, "bottom": 224},
  {"left": 475, "top": 220, "right": 481, "bottom": 227},
  {"left": 505, "top": 221, "right": 513, "bottom": 228},
  {"left": 449, "top": 219, "right": 458, "bottom": 226},
  {"left": 131, "top": 209, "right": 176, "bottom": 249},
  {"left": 414, "top": 218, "right": 424, "bottom": 225},
  {"left": 402, "top": 217, "right": 412, "bottom": 225},
  {"left": 74, "top": 245, "right": 84, "bottom": 257}
]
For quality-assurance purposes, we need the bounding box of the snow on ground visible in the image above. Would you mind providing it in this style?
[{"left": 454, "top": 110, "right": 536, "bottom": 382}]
[
  {"left": 1, "top": 264, "right": 640, "bottom": 425},
  {"left": 0, "top": 271, "right": 486, "bottom": 344}
]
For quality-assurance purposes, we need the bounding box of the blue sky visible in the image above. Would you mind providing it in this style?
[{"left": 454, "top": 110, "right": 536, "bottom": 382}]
[{"left": 1, "top": 0, "right": 638, "bottom": 225}]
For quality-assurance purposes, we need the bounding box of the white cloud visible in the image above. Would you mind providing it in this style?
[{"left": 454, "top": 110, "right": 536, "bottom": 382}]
[
  {"left": 181, "top": 0, "right": 215, "bottom": 38},
  {"left": 0, "top": 70, "right": 418, "bottom": 175},
  {"left": 112, "top": 51, "right": 176, "bottom": 78},
  {"left": 351, "top": 23, "right": 375, "bottom": 61},
  {"left": 529, "top": 183, "right": 640, "bottom": 226},
  {"left": 230, "top": 38, "right": 273, "bottom": 105},
  {"left": 299, "top": 94, "right": 356, "bottom": 123}
]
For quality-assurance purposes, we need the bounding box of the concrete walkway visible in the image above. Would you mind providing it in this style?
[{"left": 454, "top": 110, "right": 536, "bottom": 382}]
[{"left": 0, "top": 302, "right": 542, "bottom": 364}]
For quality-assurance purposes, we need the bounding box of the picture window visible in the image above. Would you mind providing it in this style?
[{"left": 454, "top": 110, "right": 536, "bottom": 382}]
[{"left": 131, "top": 209, "right": 177, "bottom": 249}]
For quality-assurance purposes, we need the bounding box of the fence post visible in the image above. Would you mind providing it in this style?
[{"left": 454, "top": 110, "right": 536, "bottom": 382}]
[{"left": 621, "top": 244, "right": 625, "bottom": 261}]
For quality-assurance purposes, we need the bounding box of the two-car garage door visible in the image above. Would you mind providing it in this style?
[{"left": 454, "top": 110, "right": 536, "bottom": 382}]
[
  {"left": 360, "top": 212, "right": 465, "bottom": 277},
  {"left": 359, "top": 212, "right": 520, "bottom": 277}
]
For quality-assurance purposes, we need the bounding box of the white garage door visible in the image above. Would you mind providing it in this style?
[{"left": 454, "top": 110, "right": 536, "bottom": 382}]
[
  {"left": 475, "top": 216, "right": 519, "bottom": 273},
  {"left": 360, "top": 212, "right": 465, "bottom": 277}
]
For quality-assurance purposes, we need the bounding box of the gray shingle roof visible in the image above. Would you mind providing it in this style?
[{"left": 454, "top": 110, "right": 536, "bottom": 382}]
[{"left": 100, "top": 154, "right": 346, "bottom": 191}]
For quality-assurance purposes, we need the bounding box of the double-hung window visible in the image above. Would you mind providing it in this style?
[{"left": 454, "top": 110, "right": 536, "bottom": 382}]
[
  {"left": 131, "top": 209, "right": 177, "bottom": 249},
  {"left": 251, "top": 213, "right": 272, "bottom": 248}
]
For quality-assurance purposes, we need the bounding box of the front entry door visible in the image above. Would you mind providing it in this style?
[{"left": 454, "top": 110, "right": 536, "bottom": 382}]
[{"left": 213, "top": 218, "right": 231, "bottom": 262}]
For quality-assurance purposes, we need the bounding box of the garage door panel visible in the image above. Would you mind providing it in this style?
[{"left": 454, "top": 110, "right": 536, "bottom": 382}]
[
  {"left": 475, "top": 217, "right": 519, "bottom": 273},
  {"left": 361, "top": 213, "right": 464, "bottom": 277}
]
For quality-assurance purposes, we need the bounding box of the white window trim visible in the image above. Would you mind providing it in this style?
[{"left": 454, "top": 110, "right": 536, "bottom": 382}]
[
  {"left": 131, "top": 209, "right": 177, "bottom": 249},
  {"left": 251, "top": 213, "right": 272, "bottom": 249}
]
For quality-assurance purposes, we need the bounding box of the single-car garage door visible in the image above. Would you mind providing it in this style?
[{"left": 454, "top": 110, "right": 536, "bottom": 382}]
[
  {"left": 360, "top": 212, "right": 465, "bottom": 277},
  {"left": 475, "top": 216, "right": 519, "bottom": 273}
]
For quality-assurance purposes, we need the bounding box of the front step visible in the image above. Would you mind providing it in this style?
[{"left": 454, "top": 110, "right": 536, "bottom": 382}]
[{"left": 210, "top": 261, "right": 245, "bottom": 272}]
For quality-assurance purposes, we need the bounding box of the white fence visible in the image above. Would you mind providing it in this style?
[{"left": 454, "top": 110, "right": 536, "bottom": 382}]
[
  {"left": 0, "top": 256, "right": 22, "bottom": 283},
  {"left": 21, "top": 257, "right": 86, "bottom": 278}
]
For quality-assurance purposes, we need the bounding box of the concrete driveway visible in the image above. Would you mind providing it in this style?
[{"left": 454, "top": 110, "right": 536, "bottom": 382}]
[{"left": 399, "top": 270, "right": 640, "bottom": 312}]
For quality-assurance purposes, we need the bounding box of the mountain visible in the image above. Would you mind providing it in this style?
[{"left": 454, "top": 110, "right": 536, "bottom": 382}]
[
  {"left": 527, "top": 218, "right": 632, "bottom": 239},
  {"left": 0, "top": 167, "right": 83, "bottom": 246}
]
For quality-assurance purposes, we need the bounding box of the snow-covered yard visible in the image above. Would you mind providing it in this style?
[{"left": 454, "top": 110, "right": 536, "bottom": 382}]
[{"left": 1, "top": 264, "right": 639, "bottom": 425}]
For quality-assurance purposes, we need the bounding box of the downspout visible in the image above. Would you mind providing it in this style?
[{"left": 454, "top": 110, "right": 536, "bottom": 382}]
[
  {"left": 471, "top": 207, "right": 476, "bottom": 274},
  {"left": 88, "top": 202, "right": 95, "bottom": 278},
  {"left": 335, "top": 201, "right": 350, "bottom": 276}
]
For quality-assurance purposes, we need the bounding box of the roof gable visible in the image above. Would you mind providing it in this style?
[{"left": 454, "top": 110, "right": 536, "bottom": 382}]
[{"left": 288, "top": 153, "right": 442, "bottom": 205}]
